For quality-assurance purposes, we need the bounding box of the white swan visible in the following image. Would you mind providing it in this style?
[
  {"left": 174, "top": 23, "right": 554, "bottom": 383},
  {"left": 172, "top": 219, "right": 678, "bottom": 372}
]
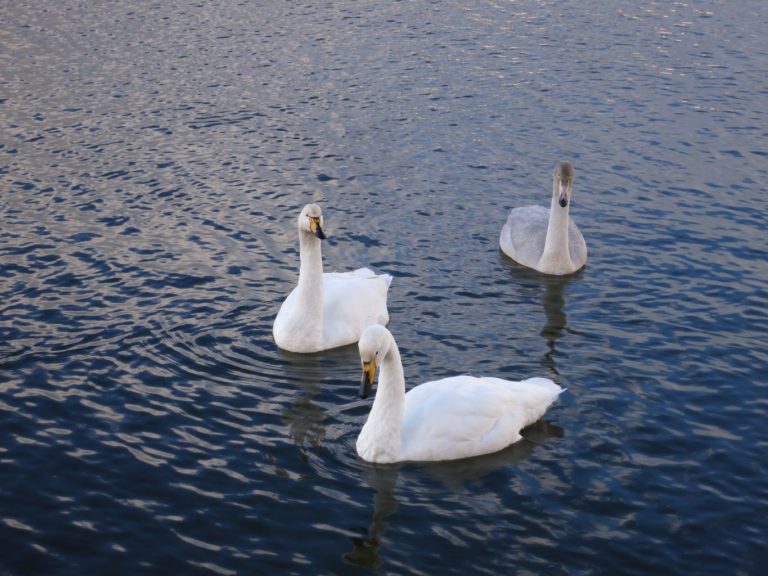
[
  {"left": 273, "top": 204, "right": 392, "bottom": 353},
  {"left": 500, "top": 161, "right": 587, "bottom": 275},
  {"left": 355, "top": 325, "right": 564, "bottom": 463}
]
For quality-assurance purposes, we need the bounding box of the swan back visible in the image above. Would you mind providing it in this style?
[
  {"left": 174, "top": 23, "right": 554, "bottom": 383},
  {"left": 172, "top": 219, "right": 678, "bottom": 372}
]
[{"left": 323, "top": 271, "right": 392, "bottom": 347}]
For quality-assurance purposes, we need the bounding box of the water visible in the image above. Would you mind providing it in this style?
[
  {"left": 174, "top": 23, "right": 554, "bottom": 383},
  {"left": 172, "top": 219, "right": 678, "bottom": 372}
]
[{"left": 2, "top": 1, "right": 767, "bottom": 574}]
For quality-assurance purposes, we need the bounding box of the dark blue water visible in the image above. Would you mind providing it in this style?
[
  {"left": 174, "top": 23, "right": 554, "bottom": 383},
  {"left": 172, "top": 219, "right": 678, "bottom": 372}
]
[{"left": 2, "top": 1, "right": 767, "bottom": 574}]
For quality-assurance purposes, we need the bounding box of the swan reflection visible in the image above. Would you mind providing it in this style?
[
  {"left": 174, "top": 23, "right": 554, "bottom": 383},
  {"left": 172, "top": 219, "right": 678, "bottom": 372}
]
[
  {"left": 539, "top": 274, "right": 571, "bottom": 373},
  {"left": 500, "top": 254, "right": 581, "bottom": 374},
  {"left": 343, "top": 463, "right": 400, "bottom": 569},
  {"left": 278, "top": 346, "right": 356, "bottom": 452},
  {"left": 343, "top": 419, "right": 563, "bottom": 569}
]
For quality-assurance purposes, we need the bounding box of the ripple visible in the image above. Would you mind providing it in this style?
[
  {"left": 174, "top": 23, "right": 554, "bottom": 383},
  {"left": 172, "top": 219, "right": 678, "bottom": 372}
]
[{"left": 1, "top": 0, "right": 766, "bottom": 574}]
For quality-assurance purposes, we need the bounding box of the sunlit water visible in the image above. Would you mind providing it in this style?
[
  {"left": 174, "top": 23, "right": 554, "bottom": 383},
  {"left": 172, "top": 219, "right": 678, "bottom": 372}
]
[{"left": 2, "top": 1, "right": 767, "bottom": 574}]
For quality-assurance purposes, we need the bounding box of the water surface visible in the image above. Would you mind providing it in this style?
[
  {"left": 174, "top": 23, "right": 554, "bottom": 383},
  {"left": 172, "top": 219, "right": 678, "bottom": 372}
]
[{"left": 2, "top": 1, "right": 767, "bottom": 574}]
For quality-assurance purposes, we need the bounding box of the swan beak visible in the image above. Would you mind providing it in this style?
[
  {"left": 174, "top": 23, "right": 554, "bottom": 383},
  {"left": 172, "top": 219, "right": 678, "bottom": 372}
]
[
  {"left": 360, "top": 359, "right": 376, "bottom": 398},
  {"left": 558, "top": 181, "right": 570, "bottom": 208},
  {"left": 309, "top": 217, "right": 326, "bottom": 240}
]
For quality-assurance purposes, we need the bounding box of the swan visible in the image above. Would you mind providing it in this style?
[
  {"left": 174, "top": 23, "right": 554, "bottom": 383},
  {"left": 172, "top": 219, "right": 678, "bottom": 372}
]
[
  {"left": 500, "top": 161, "right": 587, "bottom": 275},
  {"left": 355, "top": 325, "right": 564, "bottom": 463},
  {"left": 273, "top": 204, "right": 392, "bottom": 353}
]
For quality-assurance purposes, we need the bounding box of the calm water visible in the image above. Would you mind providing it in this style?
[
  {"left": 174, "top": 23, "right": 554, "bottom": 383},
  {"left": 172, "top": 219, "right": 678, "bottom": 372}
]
[{"left": 2, "top": 1, "right": 767, "bottom": 574}]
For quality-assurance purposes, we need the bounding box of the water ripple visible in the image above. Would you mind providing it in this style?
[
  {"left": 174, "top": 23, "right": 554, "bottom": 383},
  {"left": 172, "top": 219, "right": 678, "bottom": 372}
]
[{"left": 2, "top": 1, "right": 767, "bottom": 574}]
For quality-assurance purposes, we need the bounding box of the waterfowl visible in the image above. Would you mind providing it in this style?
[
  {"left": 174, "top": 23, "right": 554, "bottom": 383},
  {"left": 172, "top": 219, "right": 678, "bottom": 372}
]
[
  {"left": 500, "top": 161, "right": 587, "bottom": 275},
  {"left": 355, "top": 325, "right": 564, "bottom": 463},
  {"left": 273, "top": 204, "right": 392, "bottom": 353}
]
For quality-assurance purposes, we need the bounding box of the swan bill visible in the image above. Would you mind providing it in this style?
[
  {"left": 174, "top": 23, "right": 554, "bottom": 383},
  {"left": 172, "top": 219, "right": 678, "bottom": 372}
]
[
  {"left": 309, "top": 216, "right": 326, "bottom": 239},
  {"left": 360, "top": 359, "right": 376, "bottom": 398},
  {"left": 556, "top": 161, "right": 573, "bottom": 208}
]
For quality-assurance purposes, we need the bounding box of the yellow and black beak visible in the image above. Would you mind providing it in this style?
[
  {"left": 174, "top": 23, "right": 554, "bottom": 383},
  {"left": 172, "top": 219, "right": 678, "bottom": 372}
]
[
  {"left": 309, "top": 216, "right": 326, "bottom": 240},
  {"left": 360, "top": 359, "right": 377, "bottom": 399}
]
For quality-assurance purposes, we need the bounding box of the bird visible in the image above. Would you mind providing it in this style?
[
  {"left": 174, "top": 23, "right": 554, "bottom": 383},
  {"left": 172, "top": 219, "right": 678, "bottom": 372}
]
[
  {"left": 355, "top": 325, "right": 564, "bottom": 463},
  {"left": 500, "top": 161, "right": 587, "bottom": 275},
  {"left": 273, "top": 204, "right": 392, "bottom": 353}
]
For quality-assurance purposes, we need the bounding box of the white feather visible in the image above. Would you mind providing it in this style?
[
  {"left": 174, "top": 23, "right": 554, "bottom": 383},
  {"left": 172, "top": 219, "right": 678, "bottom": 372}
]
[
  {"left": 356, "top": 326, "right": 564, "bottom": 463},
  {"left": 273, "top": 205, "right": 392, "bottom": 353},
  {"left": 500, "top": 162, "right": 587, "bottom": 275}
]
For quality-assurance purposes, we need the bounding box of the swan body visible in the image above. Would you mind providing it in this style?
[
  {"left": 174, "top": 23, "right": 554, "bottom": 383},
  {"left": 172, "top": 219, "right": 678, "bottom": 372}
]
[
  {"left": 500, "top": 161, "right": 587, "bottom": 275},
  {"left": 356, "top": 325, "right": 564, "bottom": 463},
  {"left": 273, "top": 204, "right": 392, "bottom": 353}
]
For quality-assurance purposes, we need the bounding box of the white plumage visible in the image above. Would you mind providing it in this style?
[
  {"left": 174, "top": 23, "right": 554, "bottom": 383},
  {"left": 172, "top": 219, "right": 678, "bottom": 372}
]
[
  {"left": 356, "top": 325, "right": 564, "bottom": 463},
  {"left": 273, "top": 204, "right": 392, "bottom": 353},
  {"left": 500, "top": 161, "right": 587, "bottom": 275}
]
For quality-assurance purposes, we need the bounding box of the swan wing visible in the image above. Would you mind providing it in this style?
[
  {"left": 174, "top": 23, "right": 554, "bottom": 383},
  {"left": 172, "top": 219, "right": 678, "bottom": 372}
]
[
  {"left": 568, "top": 219, "right": 588, "bottom": 268},
  {"left": 400, "top": 376, "right": 563, "bottom": 461},
  {"left": 501, "top": 206, "right": 587, "bottom": 272},
  {"left": 273, "top": 285, "right": 306, "bottom": 349},
  {"left": 500, "top": 205, "right": 549, "bottom": 268}
]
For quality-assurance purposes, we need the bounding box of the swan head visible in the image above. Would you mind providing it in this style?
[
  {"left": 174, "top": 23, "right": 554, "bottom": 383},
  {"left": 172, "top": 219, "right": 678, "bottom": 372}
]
[
  {"left": 358, "top": 325, "right": 391, "bottom": 399},
  {"left": 298, "top": 204, "right": 326, "bottom": 240},
  {"left": 553, "top": 161, "right": 574, "bottom": 208}
]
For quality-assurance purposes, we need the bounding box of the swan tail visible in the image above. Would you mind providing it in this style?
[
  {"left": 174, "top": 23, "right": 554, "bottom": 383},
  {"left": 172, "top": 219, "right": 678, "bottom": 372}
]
[
  {"left": 515, "top": 377, "right": 565, "bottom": 425},
  {"left": 354, "top": 267, "right": 393, "bottom": 288},
  {"left": 522, "top": 376, "right": 563, "bottom": 389}
]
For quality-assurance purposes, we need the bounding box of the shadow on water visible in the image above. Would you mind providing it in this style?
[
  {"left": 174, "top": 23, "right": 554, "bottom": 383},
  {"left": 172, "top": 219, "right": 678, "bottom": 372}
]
[{"left": 343, "top": 419, "right": 564, "bottom": 569}]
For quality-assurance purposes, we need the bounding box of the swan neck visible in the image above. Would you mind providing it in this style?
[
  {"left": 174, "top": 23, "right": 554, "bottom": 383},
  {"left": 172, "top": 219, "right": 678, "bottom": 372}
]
[
  {"left": 296, "top": 230, "right": 324, "bottom": 320},
  {"left": 541, "top": 181, "right": 571, "bottom": 263},
  {"left": 363, "top": 336, "right": 405, "bottom": 461},
  {"left": 378, "top": 342, "right": 405, "bottom": 407}
]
